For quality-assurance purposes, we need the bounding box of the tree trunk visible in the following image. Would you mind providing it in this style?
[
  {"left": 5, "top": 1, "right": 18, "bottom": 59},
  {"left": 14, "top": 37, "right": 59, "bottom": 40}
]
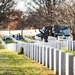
[
  {"left": 21, "top": 29, "right": 23, "bottom": 36},
  {"left": 40, "top": 30, "right": 48, "bottom": 42},
  {"left": 72, "top": 34, "right": 75, "bottom": 40},
  {"left": 42, "top": 33, "right": 48, "bottom": 42}
]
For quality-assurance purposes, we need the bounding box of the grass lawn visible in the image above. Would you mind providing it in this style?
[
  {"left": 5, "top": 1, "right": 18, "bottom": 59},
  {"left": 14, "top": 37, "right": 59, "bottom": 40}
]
[
  {"left": 0, "top": 42, "right": 1, "bottom": 44},
  {"left": 21, "top": 39, "right": 29, "bottom": 43},
  {"left": 25, "top": 36, "right": 35, "bottom": 40},
  {"left": 61, "top": 47, "right": 75, "bottom": 56},
  {"left": 3, "top": 39, "right": 14, "bottom": 44},
  {"left": 0, "top": 44, "right": 5, "bottom": 49},
  {"left": 0, "top": 49, "right": 57, "bottom": 75},
  {"left": 29, "top": 36, "right": 35, "bottom": 40}
]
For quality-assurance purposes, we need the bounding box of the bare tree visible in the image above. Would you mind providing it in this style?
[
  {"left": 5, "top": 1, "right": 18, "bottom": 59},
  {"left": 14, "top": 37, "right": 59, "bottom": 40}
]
[
  {"left": 33, "top": 0, "right": 75, "bottom": 40},
  {"left": 24, "top": 0, "right": 58, "bottom": 42},
  {"left": 54, "top": 1, "right": 75, "bottom": 40},
  {"left": 9, "top": 10, "right": 26, "bottom": 30},
  {"left": 0, "top": 0, "right": 17, "bottom": 29},
  {"left": 24, "top": 0, "right": 73, "bottom": 41}
]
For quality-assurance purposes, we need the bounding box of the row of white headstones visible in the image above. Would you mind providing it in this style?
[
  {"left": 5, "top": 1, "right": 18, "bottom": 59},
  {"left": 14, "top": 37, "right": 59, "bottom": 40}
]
[
  {"left": 0, "top": 37, "right": 75, "bottom": 75},
  {"left": 16, "top": 43, "right": 75, "bottom": 75}
]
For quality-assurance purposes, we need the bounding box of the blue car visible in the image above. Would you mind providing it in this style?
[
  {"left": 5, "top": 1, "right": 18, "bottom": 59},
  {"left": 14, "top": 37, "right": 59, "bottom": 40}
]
[
  {"left": 36, "top": 33, "right": 42, "bottom": 37},
  {"left": 35, "top": 33, "right": 42, "bottom": 40},
  {"left": 4, "top": 35, "right": 11, "bottom": 40}
]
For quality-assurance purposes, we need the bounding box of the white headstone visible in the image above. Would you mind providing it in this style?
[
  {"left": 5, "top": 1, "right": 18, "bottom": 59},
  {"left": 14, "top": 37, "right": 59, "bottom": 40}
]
[
  {"left": 45, "top": 47, "right": 49, "bottom": 67},
  {"left": 33, "top": 45, "right": 36, "bottom": 60},
  {"left": 73, "top": 57, "right": 75, "bottom": 75},
  {"left": 72, "top": 41, "right": 75, "bottom": 51},
  {"left": 59, "top": 50, "right": 65, "bottom": 75},
  {"left": 54, "top": 49, "right": 59, "bottom": 74},
  {"left": 49, "top": 48, "right": 54, "bottom": 70},
  {"left": 31, "top": 44, "right": 34, "bottom": 59},
  {"left": 66, "top": 53, "right": 73, "bottom": 75},
  {"left": 42, "top": 46, "right": 45, "bottom": 65},
  {"left": 39, "top": 46, "right": 42, "bottom": 64}
]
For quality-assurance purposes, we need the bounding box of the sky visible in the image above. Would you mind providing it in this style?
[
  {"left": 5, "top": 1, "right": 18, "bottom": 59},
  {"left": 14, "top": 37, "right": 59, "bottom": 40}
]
[
  {"left": 15, "top": 0, "right": 39, "bottom": 12},
  {"left": 15, "top": 0, "right": 75, "bottom": 12},
  {"left": 15, "top": 0, "right": 26, "bottom": 11},
  {"left": 15, "top": 0, "right": 74, "bottom": 12},
  {"left": 15, "top": 0, "right": 29, "bottom": 12}
]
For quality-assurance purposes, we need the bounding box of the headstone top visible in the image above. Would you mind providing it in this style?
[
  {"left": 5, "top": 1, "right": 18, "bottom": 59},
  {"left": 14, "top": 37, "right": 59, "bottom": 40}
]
[
  {"left": 66, "top": 53, "right": 73, "bottom": 56},
  {"left": 59, "top": 50, "right": 65, "bottom": 52}
]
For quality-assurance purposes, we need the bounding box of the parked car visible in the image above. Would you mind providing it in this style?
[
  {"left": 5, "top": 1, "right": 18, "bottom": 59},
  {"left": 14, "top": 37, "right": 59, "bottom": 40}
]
[
  {"left": 41, "top": 25, "right": 71, "bottom": 37},
  {"left": 13, "top": 34, "right": 23, "bottom": 40},
  {"left": 36, "top": 33, "right": 42, "bottom": 37},
  {"left": 4, "top": 35, "right": 11, "bottom": 40},
  {"left": 35, "top": 33, "right": 42, "bottom": 40}
]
